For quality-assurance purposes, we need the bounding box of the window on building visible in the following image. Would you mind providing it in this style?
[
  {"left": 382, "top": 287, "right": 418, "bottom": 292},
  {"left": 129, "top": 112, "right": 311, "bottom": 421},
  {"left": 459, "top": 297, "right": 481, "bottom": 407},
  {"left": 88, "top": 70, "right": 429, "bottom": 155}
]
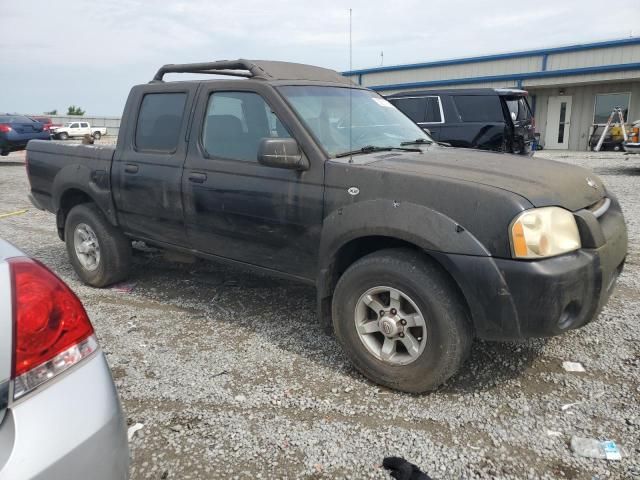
[
  {"left": 593, "top": 93, "right": 630, "bottom": 124},
  {"left": 135, "top": 92, "right": 187, "bottom": 151},
  {"left": 453, "top": 95, "right": 503, "bottom": 122},
  {"left": 202, "top": 92, "right": 290, "bottom": 162}
]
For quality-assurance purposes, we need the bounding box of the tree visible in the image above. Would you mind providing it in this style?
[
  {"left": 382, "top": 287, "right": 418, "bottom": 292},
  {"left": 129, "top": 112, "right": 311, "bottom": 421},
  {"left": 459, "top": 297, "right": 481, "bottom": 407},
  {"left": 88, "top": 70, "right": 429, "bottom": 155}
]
[
  {"left": 44, "top": 109, "right": 57, "bottom": 115},
  {"left": 67, "top": 105, "right": 85, "bottom": 116}
]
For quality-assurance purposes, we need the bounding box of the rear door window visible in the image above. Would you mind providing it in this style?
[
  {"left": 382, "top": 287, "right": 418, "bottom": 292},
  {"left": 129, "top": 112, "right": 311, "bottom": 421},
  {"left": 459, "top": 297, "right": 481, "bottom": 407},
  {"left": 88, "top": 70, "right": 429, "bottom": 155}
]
[
  {"left": 389, "top": 97, "right": 427, "bottom": 123},
  {"left": 80, "top": 122, "right": 89, "bottom": 128},
  {"left": 135, "top": 92, "right": 187, "bottom": 151},
  {"left": 453, "top": 95, "right": 503, "bottom": 122},
  {"left": 424, "top": 97, "right": 443, "bottom": 123}
]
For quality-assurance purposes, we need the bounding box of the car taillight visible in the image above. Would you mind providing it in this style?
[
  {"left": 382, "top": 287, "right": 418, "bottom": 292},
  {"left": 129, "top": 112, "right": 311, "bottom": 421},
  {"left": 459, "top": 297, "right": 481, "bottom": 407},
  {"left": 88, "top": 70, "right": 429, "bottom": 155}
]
[
  {"left": 0, "top": 124, "right": 12, "bottom": 133},
  {"left": 8, "top": 257, "right": 97, "bottom": 400}
]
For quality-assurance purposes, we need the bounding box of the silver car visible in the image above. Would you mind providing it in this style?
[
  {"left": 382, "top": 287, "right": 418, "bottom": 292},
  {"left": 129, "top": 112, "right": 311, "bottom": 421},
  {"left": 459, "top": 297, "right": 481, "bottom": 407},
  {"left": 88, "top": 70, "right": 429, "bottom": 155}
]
[{"left": 0, "top": 240, "right": 128, "bottom": 479}]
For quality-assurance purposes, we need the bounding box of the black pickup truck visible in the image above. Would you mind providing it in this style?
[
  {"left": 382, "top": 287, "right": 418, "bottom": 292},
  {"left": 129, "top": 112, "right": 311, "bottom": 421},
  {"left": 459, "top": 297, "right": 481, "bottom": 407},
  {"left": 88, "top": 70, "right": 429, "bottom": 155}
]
[{"left": 26, "top": 60, "right": 627, "bottom": 393}]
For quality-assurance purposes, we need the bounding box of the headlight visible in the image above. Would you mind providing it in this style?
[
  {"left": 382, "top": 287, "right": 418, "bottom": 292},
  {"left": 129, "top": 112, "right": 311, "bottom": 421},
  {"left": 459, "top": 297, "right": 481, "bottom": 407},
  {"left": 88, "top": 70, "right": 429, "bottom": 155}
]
[{"left": 510, "top": 207, "right": 581, "bottom": 259}]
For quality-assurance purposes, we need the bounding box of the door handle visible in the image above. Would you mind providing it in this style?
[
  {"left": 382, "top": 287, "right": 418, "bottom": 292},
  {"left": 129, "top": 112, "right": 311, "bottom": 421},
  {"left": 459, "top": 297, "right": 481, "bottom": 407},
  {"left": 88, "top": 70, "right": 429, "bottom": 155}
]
[
  {"left": 124, "top": 164, "right": 139, "bottom": 174},
  {"left": 189, "top": 172, "right": 207, "bottom": 183}
]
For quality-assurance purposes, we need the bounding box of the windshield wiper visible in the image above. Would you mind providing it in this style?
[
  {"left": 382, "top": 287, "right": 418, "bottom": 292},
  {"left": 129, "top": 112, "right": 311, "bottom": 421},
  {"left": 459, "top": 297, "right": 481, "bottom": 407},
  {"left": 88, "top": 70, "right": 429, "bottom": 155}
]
[
  {"left": 335, "top": 145, "right": 422, "bottom": 158},
  {"left": 400, "top": 138, "right": 433, "bottom": 146}
]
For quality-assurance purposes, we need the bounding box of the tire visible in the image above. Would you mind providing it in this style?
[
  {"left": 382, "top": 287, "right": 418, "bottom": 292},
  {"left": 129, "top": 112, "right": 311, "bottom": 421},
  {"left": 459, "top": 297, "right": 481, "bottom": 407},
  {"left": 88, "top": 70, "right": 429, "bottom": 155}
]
[
  {"left": 93, "top": 131, "right": 101, "bottom": 140},
  {"left": 332, "top": 248, "right": 472, "bottom": 393},
  {"left": 0, "top": 150, "right": 8, "bottom": 157},
  {"left": 64, "top": 203, "right": 131, "bottom": 287},
  {"left": 58, "top": 132, "right": 69, "bottom": 140}
]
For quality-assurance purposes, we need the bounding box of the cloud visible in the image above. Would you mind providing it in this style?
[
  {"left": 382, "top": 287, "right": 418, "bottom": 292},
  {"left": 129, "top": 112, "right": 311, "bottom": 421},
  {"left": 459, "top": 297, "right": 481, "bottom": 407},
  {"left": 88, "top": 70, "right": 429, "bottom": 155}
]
[{"left": 1, "top": 0, "right": 638, "bottom": 114}]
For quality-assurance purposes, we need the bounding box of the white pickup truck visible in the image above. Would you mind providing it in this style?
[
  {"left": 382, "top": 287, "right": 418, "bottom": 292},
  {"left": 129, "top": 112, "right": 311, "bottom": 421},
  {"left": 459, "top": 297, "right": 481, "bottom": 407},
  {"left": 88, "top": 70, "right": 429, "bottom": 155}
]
[{"left": 52, "top": 122, "right": 107, "bottom": 140}]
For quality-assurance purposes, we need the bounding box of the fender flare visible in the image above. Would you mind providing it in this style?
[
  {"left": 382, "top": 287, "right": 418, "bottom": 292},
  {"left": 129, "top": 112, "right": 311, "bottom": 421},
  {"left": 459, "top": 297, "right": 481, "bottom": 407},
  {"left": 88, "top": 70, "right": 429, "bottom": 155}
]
[
  {"left": 315, "top": 199, "right": 490, "bottom": 328},
  {"left": 52, "top": 163, "right": 118, "bottom": 230}
]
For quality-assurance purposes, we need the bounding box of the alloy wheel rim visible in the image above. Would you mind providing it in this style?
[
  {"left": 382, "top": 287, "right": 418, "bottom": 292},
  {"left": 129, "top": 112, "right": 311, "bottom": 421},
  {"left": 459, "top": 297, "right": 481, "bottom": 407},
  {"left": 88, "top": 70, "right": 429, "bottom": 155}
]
[
  {"left": 73, "top": 223, "right": 100, "bottom": 271},
  {"left": 354, "top": 286, "right": 427, "bottom": 366}
]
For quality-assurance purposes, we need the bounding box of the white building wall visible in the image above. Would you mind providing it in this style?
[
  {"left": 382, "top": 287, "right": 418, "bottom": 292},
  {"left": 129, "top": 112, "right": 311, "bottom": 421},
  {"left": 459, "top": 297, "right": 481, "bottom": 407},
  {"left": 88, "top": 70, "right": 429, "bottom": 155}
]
[
  {"left": 531, "top": 81, "right": 640, "bottom": 151},
  {"left": 547, "top": 44, "right": 640, "bottom": 70}
]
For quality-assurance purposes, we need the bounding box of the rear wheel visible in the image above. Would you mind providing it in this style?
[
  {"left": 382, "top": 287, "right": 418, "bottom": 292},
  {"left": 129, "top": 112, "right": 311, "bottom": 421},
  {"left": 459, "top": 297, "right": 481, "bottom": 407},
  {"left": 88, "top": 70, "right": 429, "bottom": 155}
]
[
  {"left": 93, "top": 131, "right": 102, "bottom": 140},
  {"left": 65, "top": 203, "right": 131, "bottom": 287},
  {"left": 332, "top": 248, "right": 472, "bottom": 393},
  {"left": 58, "top": 132, "right": 69, "bottom": 140}
]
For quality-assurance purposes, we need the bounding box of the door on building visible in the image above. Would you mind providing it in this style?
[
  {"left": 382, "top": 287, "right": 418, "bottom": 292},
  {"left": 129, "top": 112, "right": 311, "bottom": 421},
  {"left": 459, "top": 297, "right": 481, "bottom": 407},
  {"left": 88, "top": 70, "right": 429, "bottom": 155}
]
[{"left": 545, "top": 96, "right": 572, "bottom": 149}]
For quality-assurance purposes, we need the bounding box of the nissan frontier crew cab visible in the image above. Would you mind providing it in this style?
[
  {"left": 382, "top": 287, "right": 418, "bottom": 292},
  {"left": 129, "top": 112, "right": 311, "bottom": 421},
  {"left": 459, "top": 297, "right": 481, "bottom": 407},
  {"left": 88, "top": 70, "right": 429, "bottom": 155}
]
[{"left": 26, "top": 60, "right": 628, "bottom": 393}]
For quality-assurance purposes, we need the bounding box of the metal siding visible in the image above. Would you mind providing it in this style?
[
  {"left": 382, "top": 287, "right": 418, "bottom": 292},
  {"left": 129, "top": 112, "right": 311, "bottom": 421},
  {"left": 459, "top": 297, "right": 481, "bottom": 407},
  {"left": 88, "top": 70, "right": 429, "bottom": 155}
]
[
  {"left": 547, "top": 44, "right": 640, "bottom": 70},
  {"left": 523, "top": 69, "right": 640, "bottom": 88},
  {"left": 530, "top": 81, "right": 640, "bottom": 151},
  {"left": 360, "top": 56, "right": 540, "bottom": 87}
]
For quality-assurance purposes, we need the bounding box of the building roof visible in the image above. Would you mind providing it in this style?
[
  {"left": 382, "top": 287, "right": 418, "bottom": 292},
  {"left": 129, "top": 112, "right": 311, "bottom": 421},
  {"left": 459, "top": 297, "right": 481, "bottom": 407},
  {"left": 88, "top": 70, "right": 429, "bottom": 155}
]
[{"left": 343, "top": 37, "right": 640, "bottom": 76}]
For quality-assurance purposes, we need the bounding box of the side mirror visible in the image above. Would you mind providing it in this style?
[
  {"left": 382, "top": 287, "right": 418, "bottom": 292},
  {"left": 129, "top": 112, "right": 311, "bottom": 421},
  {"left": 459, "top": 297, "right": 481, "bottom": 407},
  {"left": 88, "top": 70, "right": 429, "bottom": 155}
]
[{"left": 258, "top": 138, "right": 309, "bottom": 171}]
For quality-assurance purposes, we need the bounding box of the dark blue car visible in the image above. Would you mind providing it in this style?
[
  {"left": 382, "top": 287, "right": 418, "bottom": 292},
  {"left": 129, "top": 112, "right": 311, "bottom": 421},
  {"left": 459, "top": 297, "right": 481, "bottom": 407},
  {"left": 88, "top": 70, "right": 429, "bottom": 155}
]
[{"left": 0, "top": 115, "right": 50, "bottom": 156}]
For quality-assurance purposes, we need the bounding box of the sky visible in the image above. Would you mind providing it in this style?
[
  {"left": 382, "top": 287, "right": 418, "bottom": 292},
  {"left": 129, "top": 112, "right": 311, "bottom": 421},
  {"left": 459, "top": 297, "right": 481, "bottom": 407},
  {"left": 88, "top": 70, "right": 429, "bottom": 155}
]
[{"left": 1, "top": 0, "right": 638, "bottom": 116}]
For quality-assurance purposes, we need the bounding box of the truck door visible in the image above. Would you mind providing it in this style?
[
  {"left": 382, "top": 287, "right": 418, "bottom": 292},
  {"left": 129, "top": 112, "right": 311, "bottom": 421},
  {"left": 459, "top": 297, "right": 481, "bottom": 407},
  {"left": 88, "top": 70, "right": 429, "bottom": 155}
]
[
  {"left": 79, "top": 122, "right": 90, "bottom": 136},
  {"left": 112, "top": 84, "right": 198, "bottom": 246},
  {"left": 69, "top": 122, "right": 80, "bottom": 136},
  {"left": 182, "top": 84, "right": 324, "bottom": 280}
]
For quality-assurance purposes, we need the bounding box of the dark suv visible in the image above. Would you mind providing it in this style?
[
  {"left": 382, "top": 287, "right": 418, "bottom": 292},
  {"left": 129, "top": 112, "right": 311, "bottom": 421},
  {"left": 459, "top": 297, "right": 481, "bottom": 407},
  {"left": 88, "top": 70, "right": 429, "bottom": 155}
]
[{"left": 387, "top": 88, "right": 535, "bottom": 155}]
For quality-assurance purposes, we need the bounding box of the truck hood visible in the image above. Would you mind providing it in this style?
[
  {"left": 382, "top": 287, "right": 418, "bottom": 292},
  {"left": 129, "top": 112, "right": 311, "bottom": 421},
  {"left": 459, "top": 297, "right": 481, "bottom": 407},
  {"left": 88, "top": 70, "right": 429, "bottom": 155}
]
[{"left": 367, "top": 147, "right": 604, "bottom": 212}]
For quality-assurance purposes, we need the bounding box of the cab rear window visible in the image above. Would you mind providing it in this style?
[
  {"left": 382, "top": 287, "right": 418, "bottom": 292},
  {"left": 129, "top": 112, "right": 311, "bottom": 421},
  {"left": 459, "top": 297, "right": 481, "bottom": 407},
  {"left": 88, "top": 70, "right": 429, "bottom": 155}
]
[{"left": 135, "top": 92, "right": 187, "bottom": 152}]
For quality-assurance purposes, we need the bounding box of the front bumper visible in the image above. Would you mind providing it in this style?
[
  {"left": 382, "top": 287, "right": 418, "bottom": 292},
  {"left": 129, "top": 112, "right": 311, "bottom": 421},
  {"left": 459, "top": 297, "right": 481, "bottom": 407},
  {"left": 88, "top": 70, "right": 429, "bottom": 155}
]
[
  {"left": 0, "top": 353, "right": 129, "bottom": 480},
  {"left": 433, "top": 197, "right": 627, "bottom": 340}
]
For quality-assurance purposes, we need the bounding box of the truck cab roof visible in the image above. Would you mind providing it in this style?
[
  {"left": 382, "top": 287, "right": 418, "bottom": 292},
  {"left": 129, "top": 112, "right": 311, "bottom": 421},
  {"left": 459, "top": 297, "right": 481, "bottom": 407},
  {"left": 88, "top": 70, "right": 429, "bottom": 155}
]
[{"left": 150, "top": 59, "right": 356, "bottom": 88}]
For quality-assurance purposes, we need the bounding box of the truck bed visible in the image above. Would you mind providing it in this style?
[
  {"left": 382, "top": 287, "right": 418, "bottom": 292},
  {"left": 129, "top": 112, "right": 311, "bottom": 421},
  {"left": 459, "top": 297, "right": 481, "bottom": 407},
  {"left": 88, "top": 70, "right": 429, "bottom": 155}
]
[{"left": 26, "top": 140, "right": 116, "bottom": 220}]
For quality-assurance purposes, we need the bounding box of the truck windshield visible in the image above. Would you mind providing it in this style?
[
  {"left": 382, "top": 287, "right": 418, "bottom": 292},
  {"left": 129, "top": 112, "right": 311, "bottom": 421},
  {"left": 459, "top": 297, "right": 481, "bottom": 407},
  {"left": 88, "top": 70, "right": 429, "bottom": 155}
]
[{"left": 278, "top": 86, "right": 432, "bottom": 157}]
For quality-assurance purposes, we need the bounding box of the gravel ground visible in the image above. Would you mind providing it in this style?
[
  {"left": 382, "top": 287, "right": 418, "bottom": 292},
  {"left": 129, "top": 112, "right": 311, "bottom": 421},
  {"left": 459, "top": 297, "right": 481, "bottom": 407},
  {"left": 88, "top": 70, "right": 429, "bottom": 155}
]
[{"left": 1, "top": 149, "right": 639, "bottom": 479}]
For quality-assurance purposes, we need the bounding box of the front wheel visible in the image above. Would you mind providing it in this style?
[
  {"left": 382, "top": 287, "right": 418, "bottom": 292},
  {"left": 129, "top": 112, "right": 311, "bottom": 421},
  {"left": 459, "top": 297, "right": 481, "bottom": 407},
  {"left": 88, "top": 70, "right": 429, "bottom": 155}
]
[
  {"left": 93, "top": 131, "right": 102, "bottom": 140},
  {"left": 332, "top": 248, "right": 472, "bottom": 393},
  {"left": 65, "top": 203, "right": 131, "bottom": 287},
  {"left": 57, "top": 132, "right": 69, "bottom": 140}
]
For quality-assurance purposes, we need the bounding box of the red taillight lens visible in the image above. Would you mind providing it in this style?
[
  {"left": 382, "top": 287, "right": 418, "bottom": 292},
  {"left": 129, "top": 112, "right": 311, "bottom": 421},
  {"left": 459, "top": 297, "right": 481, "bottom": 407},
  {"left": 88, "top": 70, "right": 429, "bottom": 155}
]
[
  {"left": 0, "top": 124, "right": 12, "bottom": 133},
  {"left": 8, "top": 257, "right": 96, "bottom": 398}
]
